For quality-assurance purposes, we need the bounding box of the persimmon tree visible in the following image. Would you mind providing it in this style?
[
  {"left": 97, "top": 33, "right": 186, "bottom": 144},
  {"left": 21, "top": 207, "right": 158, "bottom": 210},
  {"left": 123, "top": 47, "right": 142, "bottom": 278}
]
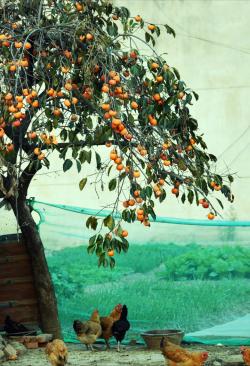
[{"left": 0, "top": 0, "right": 233, "bottom": 337}]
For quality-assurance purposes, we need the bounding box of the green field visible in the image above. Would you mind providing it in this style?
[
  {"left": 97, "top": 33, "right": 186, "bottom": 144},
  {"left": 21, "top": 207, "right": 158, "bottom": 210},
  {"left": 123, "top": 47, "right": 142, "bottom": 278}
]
[{"left": 47, "top": 243, "right": 250, "bottom": 342}]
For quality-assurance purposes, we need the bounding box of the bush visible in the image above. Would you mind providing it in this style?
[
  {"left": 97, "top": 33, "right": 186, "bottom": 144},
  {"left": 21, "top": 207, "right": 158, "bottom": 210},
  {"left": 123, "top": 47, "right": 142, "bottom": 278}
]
[{"left": 162, "top": 245, "right": 250, "bottom": 280}]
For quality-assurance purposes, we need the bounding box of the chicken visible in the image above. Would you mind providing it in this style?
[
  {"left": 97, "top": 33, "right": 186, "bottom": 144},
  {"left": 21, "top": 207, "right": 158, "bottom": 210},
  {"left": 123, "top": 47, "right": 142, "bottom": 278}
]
[
  {"left": 73, "top": 309, "right": 102, "bottom": 351},
  {"left": 45, "top": 339, "right": 68, "bottom": 366},
  {"left": 4, "top": 315, "right": 29, "bottom": 334},
  {"left": 160, "top": 338, "right": 208, "bottom": 366},
  {"left": 100, "top": 303, "right": 123, "bottom": 349},
  {"left": 167, "top": 359, "right": 198, "bottom": 366},
  {"left": 111, "top": 304, "right": 130, "bottom": 352},
  {"left": 241, "top": 346, "right": 250, "bottom": 365}
]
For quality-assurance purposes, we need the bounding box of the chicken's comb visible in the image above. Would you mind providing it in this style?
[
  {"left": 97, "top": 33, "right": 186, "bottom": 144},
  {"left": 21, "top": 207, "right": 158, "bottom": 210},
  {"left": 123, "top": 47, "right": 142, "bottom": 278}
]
[{"left": 202, "top": 352, "right": 209, "bottom": 359}]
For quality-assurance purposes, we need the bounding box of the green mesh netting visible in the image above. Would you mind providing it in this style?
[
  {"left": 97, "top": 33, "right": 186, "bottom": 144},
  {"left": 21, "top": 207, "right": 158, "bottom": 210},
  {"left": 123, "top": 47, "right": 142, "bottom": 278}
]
[{"left": 26, "top": 200, "right": 250, "bottom": 345}]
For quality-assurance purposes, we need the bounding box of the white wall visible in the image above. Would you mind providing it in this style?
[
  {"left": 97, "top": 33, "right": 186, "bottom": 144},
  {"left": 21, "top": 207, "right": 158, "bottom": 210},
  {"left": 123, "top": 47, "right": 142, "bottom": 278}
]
[{"left": 1, "top": 0, "right": 250, "bottom": 234}]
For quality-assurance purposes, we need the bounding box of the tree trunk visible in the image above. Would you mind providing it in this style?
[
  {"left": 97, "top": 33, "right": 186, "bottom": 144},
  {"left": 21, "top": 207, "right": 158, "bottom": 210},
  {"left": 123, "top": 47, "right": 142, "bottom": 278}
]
[{"left": 9, "top": 197, "right": 62, "bottom": 339}]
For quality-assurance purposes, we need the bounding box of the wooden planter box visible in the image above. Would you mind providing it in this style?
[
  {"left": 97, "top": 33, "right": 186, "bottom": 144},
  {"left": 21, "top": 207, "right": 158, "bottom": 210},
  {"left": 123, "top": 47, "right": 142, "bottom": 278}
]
[{"left": 0, "top": 234, "right": 40, "bottom": 331}]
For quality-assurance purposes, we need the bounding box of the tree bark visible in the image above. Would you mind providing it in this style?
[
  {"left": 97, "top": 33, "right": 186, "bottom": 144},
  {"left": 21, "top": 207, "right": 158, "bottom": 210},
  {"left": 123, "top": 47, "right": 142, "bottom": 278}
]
[{"left": 9, "top": 196, "right": 62, "bottom": 339}]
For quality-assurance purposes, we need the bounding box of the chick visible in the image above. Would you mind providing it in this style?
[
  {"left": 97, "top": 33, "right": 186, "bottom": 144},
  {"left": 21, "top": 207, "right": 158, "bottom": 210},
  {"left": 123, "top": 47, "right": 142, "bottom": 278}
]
[{"left": 45, "top": 339, "right": 68, "bottom": 366}]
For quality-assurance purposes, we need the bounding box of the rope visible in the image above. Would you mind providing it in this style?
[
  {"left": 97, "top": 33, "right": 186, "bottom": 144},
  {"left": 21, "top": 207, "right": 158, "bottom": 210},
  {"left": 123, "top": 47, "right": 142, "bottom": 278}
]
[{"left": 27, "top": 199, "right": 250, "bottom": 228}]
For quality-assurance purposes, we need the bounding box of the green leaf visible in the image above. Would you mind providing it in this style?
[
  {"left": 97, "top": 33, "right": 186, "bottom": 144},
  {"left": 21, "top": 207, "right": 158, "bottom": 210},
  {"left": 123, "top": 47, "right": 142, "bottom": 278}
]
[
  {"left": 85, "top": 117, "right": 93, "bottom": 129},
  {"left": 209, "top": 154, "right": 217, "bottom": 162},
  {"left": 87, "top": 235, "right": 97, "bottom": 254},
  {"left": 228, "top": 175, "right": 234, "bottom": 183},
  {"left": 76, "top": 160, "right": 81, "bottom": 173},
  {"left": 159, "top": 189, "right": 166, "bottom": 203},
  {"left": 59, "top": 147, "right": 67, "bottom": 160},
  {"left": 181, "top": 193, "right": 186, "bottom": 204},
  {"left": 201, "top": 179, "right": 208, "bottom": 195},
  {"left": 86, "top": 150, "right": 92, "bottom": 164},
  {"left": 216, "top": 198, "right": 224, "bottom": 209},
  {"left": 145, "top": 32, "right": 151, "bottom": 43},
  {"left": 148, "top": 206, "right": 156, "bottom": 220},
  {"left": 164, "top": 24, "right": 176, "bottom": 37},
  {"left": 79, "top": 177, "right": 87, "bottom": 191},
  {"left": 194, "top": 190, "right": 200, "bottom": 206},
  {"left": 108, "top": 178, "right": 117, "bottom": 191},
  {"left": 178, "top": 160, "right": 187, "bottom": 171},
  {"left": 187, "top": 190, "right": 194, "bottom": 204},
  {"left": 89, "top": 234, "right": 97, "bottom": 247},
  {"left": 172, "top": 67, "right": 180, "bottom": 80},
  {"left": 86, "top": 216, "right": 98, "bottom": 230},
  {"left": 107, "top": 22, "right": 118, "bottom": 36},
  {"left": 95, "top": 152, "right": 102, "bottom": 170},
  {"left": 103, "top": 215, "right": 115, "bottom": 230},
  {"left": 63, "top": 159, "right": 73, "bottom": 172},
  {"left": 193, "top": 91, "right": 199, "bottom": 101},
  {"left": 155, "top": 26, "right": 160, "bottom": 37},
  {"left": 109, "top": 257, "right": 116, "bottom": 268},
  {"left": 60, "top": 129, "right": 68, "bottom": 141},
  {"left": 130, "top": 64, "right": 141, "bottom": 76},
  {"left": 107, "top": 165, "right": 113, "bottom": 176},
  {"left": 145, "top": 186, "right": 152, "bottom": 198}
]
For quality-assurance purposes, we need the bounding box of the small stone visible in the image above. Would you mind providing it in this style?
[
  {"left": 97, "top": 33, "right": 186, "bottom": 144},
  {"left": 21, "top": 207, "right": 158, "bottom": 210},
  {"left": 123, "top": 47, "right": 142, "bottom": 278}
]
[
  {"left": 36, "top": 334, "right": 53, "bottom": 343},
  {"left": 23, "top": 335, "right": 37, "bottom": 343},
  {"left": 223, "top": 355, "right": 244, "bottom": 365},
  {"left": 3, "top": 344, "right": 17, "bottom": 360},
  {"left": 25, "top": 341, "right": 38, "bottom": 349}
]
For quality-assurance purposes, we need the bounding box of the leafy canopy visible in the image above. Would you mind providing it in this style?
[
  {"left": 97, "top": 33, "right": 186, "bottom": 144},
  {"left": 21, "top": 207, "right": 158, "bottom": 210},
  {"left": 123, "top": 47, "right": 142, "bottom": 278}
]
[{"left": 0, "top": 0, "right": 233, "bottom": 266}]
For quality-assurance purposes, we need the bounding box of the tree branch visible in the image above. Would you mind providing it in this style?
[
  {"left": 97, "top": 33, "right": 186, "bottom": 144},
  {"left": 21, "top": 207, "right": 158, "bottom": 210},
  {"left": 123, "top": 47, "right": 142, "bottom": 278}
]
[{"left": 18, "top": 160, "right": 42, "bottom": 200}]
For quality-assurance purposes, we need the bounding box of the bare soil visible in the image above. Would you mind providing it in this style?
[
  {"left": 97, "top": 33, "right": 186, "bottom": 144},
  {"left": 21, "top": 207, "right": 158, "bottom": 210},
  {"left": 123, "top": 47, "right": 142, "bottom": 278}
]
[{"left": 2, "top": 344, "right": 244, "bottom": 366}]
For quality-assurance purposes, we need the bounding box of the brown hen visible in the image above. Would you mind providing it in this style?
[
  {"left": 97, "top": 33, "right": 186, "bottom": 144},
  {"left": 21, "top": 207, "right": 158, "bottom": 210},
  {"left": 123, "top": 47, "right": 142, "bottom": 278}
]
[
  {"left": 73, "top": 309, "right": 102, "bottom": 351},
  {"left": 241, "top": 346, "right": 250, "bottom": 366},
  {"left": 161, "top": 338, "right": 208, "bottom": 366}
]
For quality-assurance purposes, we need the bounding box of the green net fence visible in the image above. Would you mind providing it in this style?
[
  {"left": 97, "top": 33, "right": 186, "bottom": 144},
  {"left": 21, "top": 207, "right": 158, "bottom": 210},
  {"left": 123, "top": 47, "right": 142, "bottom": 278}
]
[{"left": 13, "top": 200, "right": 250, "bottom": 345}]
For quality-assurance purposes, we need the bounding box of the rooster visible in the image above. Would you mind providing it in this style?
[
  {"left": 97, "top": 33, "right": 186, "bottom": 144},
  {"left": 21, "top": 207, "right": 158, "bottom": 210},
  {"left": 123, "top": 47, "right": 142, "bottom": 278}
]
[
  {"left": 241, "top": 346, "right": 250, "bottom": 366},
  {"left": 45, "top": 339, "right": 68, "bottom": 366},
  {"left": 112, "top": 304, "right": 130, "bottom": 352},
  {"left": 100, "top": 303, "right": 122, "bottom": 349},
  {"left": 73, "top": 309, "right": 102, "bottom": 351},
  {"left": 160, "top": 338, "right": 208, "bottom": 366}
]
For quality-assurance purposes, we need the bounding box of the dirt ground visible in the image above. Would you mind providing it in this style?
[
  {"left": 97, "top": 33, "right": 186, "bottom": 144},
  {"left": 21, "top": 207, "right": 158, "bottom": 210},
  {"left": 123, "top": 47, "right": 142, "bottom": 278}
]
[{"left": 3, "top": 344, "right": 244, "bottom": 366}]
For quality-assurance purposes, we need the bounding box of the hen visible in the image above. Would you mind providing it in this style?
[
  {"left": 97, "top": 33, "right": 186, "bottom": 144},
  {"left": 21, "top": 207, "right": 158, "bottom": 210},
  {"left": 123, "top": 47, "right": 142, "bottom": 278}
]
[
  {"left": 73, "top": 309, "right": 102, "bottom": 351},
  {"left": 111, "top": 304, "right": 130, "bottom": 352},
  {"left": 241, "top": 346, "right": 250, "bottom": 365},
  {"left": 160, "top": 338, "right": 208, "bottom": 366},
  {"left": 45, "top": 339, "right": 68, "bottom": 366},
  {"left": 4, "top": 315, "right": 33, "bottom": 335},
  {"left": 100, "top": 303, "right": 122, "bottom": 349}
]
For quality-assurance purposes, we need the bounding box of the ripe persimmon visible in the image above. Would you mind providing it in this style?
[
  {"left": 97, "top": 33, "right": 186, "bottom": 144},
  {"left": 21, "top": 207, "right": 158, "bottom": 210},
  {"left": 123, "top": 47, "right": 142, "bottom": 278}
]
[
  {"left": 34, "top": 147, "right": 41, "bottom": 155},
  {"left": 135, "top": 15, "right": 142, "bottom": 22},
  {"left": 208, "top": 212, "right": 215, "bottom": 220},
  {"left": 148, "top": 24, "right": 156, "bottom": 31},
  {"left": 131, "top": 101, "right": 138, "bottom": 109},
  {"left": 108, "top": 249, "right": 114, "bottom": 257},
  {"left": 133, "top": 170, "right": 140, "bottom": 178},
  {"left": 121, "top": 230, "right": 128, "bottom": 237}
]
